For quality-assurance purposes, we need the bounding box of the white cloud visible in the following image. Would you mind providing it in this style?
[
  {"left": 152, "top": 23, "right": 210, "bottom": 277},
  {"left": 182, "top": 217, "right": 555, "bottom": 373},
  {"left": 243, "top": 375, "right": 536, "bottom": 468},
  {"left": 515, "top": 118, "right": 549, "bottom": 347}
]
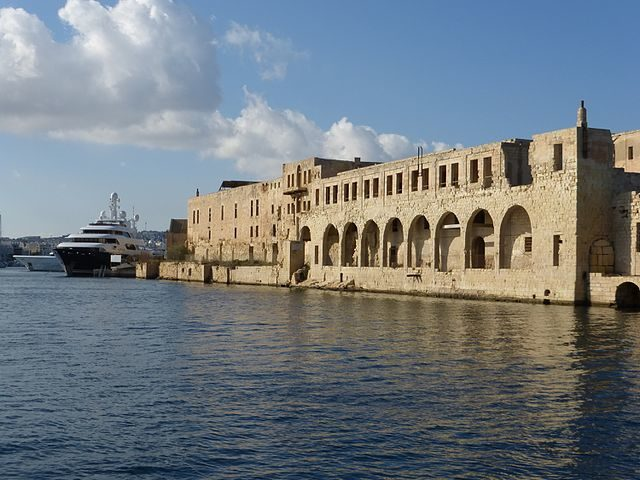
[
  {"left": 0, "top": 0, "right": 219, "bottom": 134},
  {"left": 223, "top": 21, "right": 306, "bottom": 80},
  {"left": 0, "top": 1, "right": 459, "bottom": 179}
]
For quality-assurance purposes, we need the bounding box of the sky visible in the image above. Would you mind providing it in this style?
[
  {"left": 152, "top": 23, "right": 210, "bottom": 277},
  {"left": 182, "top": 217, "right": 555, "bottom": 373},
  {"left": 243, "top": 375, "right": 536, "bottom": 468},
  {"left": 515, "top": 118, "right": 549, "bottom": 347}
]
[{"left": 1, "top": 0, "right": 639, "bottom": 238}]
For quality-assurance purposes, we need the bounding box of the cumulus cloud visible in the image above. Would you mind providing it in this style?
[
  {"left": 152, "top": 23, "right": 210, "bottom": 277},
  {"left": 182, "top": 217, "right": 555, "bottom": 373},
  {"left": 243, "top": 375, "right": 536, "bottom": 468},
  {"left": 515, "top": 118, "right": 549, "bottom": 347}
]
[
  {"left": 0, "top": 0, "right": 457, "bottom": 178},
  {"left": 223, "top": 21, "right": 306, "bottom": 80},
  {"left": 0, "top": 0, "right": 219, "bottom": 133}
]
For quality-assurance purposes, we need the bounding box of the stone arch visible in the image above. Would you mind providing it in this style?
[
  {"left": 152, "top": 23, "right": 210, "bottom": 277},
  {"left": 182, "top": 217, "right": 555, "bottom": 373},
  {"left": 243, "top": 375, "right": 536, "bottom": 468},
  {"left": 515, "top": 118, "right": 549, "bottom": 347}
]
[
  {"left": 342, "top": 223, "right": 359, "bottom": 266},
  {"left": 407, "top": 215, "right": 431, "bottom": 268},
  {"left": 383, "top": 218, "right": 405, "bottom": 268},
  {"left": 589, "top": 238, "right": 614, "bottom": 274},
  {"left": 466, "top": 209, "right": 495, "bottom": 269},
  {"left": 615, "top": 282, "right": 640, "bottom": 309},
  {"left": 435, "top": 212, "right": 462, "bottom": 271},
  {"left": 322, "top": 224, "right": 339, "bottom": 266},
  {"left": 300, "top": 226, "right": 311, "bottom": 266},
  {"left": 499, "top": 205, "right": 532, "bottom": 269},
  {"left": 361, "top": 220, "right": 380, "bottom": 267}
]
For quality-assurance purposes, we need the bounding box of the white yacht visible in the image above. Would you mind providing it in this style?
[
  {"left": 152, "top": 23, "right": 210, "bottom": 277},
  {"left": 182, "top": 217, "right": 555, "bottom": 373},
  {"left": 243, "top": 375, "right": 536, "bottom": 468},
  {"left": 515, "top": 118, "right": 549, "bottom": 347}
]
[
  {"left": 14, "top": 253, "right": 64, "bottom": 272},
  {"left": 55, "top": 193, "right": 146, "bottom": 277}
]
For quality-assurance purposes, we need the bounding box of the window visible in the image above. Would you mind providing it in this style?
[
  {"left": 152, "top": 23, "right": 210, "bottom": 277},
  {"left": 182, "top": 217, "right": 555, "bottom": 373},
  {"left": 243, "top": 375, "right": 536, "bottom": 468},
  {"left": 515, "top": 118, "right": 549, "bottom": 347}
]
[
  {"left": 553, "top": 143, "right": 563, "bottom": 171},
  {"left": 192, "top": 210, "right": 196, "bottom": 224},
  {"left": 208, "top": 229, "right": 211, "bottom": 241},
  {"left": 314, "top": 245, "right": 319, "bottom": 264},
  {"left": 470, "top": 159, "right": 479, "bottom": 183},
  {"left": 483, "top": 157, "right": 493, "bottom": 186},
  {"left": 234, "top": 203, "right": 238, "bottom": 218},
  {"left": 315, "top": 188, "right": 320, "bottom": 206},
  {"left": 553, "top": 234, "right": 562, "bottom": 266},
  {"left": 524, "top": 236, "right": 532, "bottom": 253},
  {"left": 250, "top": 226, "right": 253, "bottom": 237},
  {"left": 411, "top": 170, "right": 419, "bottom": 191},
  {"left": 256, "top": 200, "right": 259, "bottom": 216},
  {"left": 196, "top": 210, "right": 199, "bottom": 224},
  {"left": 332, "top": 185, "right": 338, "bottom": 204},
  {"left": 255, "top": 225, "right": 259, "bottom": 237},
  {"left": 373, "top": 178, "right": 379, "bottom": 197},
  {"left": 208, "top": 207, "right": 212, "bottom": 223},
  {"left": 451, "top": 163, "right": 459, "bottom": 187},
  {"left": 422, "top": 168, "right": 429, "bottom": 190},
  {"left": 303, "top": 170, "right": 307, "bottom": 184},
  {"left": 396, "top": 172, "right": 403, "bottom": 194},
  {"left": 344, "top": 183, "right": 350, "bottom": 201},
  {"left": 234, "top": 227, "right": 237, "bottom": 238},
  {"left": 364, "top": 179, "right": 370, "bottom": 199},
  {"left": 629, "top": 146, "right": 634, "bottom": 161},
  {"left": 439, "top": 165, "right": 447, "bottom": 188},
  {"left": 220, "top": 205, "right": 224, "bottom": 221},
  {"left": 386, "top": 175, "right": 393, "bottom": 195},
  {"left": 250, "top": 200, "right": 254, "bottom": 217},
  {"left": 325, "top": 186, "right": 331, "bottom": 204},
  {"left": 352, "top": 182, "right": 357, "bottom": 200},
  {"left": 271, "top": 204, "right": 274, "bottom": 214},
  {"left": 272, "top": 224, "right": 276, "bottom": 236},
  {"left": 287, "top": 204, "right": 290, "bottom": 215}
]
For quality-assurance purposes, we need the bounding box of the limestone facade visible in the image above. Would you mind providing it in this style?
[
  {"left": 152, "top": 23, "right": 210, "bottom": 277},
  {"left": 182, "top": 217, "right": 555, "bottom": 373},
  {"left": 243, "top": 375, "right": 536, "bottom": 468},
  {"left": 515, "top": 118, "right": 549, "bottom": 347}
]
[{"left": 186, "top": 105, "right": 640, "bottom": 305}]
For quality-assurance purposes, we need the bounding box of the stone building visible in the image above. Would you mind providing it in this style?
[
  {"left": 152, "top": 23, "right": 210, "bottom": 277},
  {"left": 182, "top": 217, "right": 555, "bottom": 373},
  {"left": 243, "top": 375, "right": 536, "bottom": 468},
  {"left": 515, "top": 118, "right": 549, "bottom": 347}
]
[{"left": 186, "top": 103, "right": 640, "bottom": 306}]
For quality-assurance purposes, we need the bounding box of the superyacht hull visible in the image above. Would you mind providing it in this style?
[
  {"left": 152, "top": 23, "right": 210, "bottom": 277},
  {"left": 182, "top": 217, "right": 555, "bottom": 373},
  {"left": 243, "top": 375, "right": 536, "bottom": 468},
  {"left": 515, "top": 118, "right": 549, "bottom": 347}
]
[{"left": 54, "top": 247, "right": 112, "bottom": 277}]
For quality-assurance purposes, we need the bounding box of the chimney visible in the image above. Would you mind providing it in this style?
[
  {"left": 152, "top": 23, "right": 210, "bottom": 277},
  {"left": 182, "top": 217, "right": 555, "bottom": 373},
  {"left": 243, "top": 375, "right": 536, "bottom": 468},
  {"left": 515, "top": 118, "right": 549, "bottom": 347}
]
[
  {"left": 577, "top": 100, "right": 587, "bottom": 128},
  {"left": 354, "top": 156, "right": 361, "bottom": 167}
]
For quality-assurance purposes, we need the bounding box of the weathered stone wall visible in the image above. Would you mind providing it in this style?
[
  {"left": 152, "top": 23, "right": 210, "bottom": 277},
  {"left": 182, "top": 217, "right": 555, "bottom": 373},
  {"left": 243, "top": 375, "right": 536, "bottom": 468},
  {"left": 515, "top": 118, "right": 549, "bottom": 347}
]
[
  {"left": 180, "top": 117, "right": 640, "bottom": 306},
  {"left": 159, "top": 261, "right": 211, "bottom": 282}
]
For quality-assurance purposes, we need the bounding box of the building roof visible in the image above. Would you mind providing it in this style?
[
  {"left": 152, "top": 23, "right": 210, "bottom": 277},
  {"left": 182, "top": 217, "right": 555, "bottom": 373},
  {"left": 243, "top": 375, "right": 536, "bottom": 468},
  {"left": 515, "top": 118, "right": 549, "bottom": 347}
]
[{"left": 219, "top": 180, "right": 258, "bottom": 190}]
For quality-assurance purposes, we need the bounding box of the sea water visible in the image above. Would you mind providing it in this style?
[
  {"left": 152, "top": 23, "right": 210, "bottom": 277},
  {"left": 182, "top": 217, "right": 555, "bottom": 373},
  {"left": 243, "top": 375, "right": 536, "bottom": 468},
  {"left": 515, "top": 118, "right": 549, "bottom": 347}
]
[{"left": 1, "top": 268, "right": 640, "bottom": 479}]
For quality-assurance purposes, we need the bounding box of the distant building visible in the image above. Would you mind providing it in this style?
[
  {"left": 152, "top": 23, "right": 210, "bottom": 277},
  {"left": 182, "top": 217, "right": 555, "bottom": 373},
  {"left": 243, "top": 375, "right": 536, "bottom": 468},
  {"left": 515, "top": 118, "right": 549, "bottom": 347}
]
[
  {"left": 166, "top": 219, "right": 188, "bottom": 260},
  {"left": 185, "top": 104, "right": 640, "bottom": 306}
]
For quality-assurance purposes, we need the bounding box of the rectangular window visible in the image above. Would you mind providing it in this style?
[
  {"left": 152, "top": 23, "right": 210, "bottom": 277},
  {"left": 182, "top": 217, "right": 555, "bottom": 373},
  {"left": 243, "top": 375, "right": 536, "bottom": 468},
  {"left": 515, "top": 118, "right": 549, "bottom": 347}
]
[
  {"left": 629, "top": 146, "right": 634, "bottom": 161},
  {"left": 234, "top": 227, "right": 237, "bottom": 239},
  {"left": 396, "top": 172, "right": 403, "bottom": 194},
  {"left": 314, "top": 245, "right": 319, "bottom": 264},
  {"left": 192, "top": 210, "right": 196, "bottom": 224},
  {"left": 553, "top": 143, "right": 563, "bottom": 171},
  {"left": 451, "top": 163, "right": 459, "bottom": 187},
  {"left": 524, "top": 236, "right": 532, "bottom": 253},
  {"left": 373, "top": 177, "right": 379, "bottom": 197},
  {"left": 352, "top": 182, "right": 357, "bottom": 200},
  {"left": 208, "top": 229, "right": 211, "bottom": 241},
  {"left": 439, "top": 165, "right": 447, "bottom": 188},
  {"left": 422, "top": 168, "right": 429, "bottom": 190},
  {"left": 344, "top": 183, "right": 350, "bottom": 201},
  {"left": 271, "top": 204, "right": 274, "bottom": 214},
  {"left": 553, "top": 234, "right": 562, "bottom": 266},
  {"left": 470, "top": 159, "right": 479, "bottom": 183},
  {"left": 332, "top": 185, "right": 338, "bottom": 204},
  {"left": 220, "top": 205, "right": 224, "bottom": 220},
  {"left": 287, "top": 204, "right": 290, "bottom": 215},
  {"left": 386, "top": 175, "right": 393, "bottom": 195},
  {"left": 303, "top": 171, "right": 307, "bottom": 184},
  {"left": 234, "top": 203, "right": 238, "bottom": 218},
  {"left": 325, "top": 186, "right": 331, "bottom": 205},
  {"left": 364, "top": 179, "right": 370, "bottom": 199},
  {"left": 255, "top": 225, "right": 258, "bottom": 237},
  {"left": 411, "top": 170, "right": 419, "bottom": 191},
  {"left": 483, "top": 157, "right": 493, "bottom": 187},
  {"left": 250, "top": 200, "right": 254, "bottom": 217},
  {"left": 208, "top": 207, "right": 212, "bottom": 223},
  {"left": 250, "top": 226, "right": 253, "bottom": 237},
  {"left": 196, "top": 210, "right": 199, "bottom": 224},
  {"left": 256, "top": 199, "right": 259, "bottom": 216},
  {"left": 315, "top": 188, "right": 320, "bottom": 206}
]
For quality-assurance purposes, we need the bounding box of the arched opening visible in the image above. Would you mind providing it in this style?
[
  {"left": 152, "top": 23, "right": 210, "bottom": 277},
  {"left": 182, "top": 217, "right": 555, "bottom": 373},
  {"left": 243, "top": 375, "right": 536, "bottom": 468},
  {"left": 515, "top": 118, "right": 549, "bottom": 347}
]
[
  {"left": 615, "top": 282, "right": 640, "bottom": 309},
  {"left": 589, "top": 238, "right": 614, "bottom": 274},
  {"left": 435, "top": 212, "right": 462, "bottom": 271},
  {"left": 383, "top": 218, "right": 404, "bottom": 268},
  {"left": 361, "top": 220, "right": 380, "bottom": 267},
  {"left": 300, "top": 226, "right": 311, "bottom": 266},
  {"left": 342, "top": 223, "right": 358, "bottom": 266},
  {"left": 407, "top": 215, "right": 431, "bottom": 267},
  {"left": 323, "top": 224, "right": 339, "bottom": 266},
  {"left": 466, "top": 209, "right": 495, "bottom": 269},
  {"left": 499, "top": 205, "right": 532, "bottom": 269}
]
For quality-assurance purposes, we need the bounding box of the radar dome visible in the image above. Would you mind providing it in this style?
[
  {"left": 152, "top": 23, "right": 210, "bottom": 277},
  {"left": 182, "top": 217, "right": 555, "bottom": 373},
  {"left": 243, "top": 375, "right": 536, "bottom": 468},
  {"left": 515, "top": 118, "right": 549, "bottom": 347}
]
[
  {"left": 134, "top": 214, "right": 140, "bottom": 222},
  {"left": 110, "top": 192, "right": 119, "bottom": 201},
  {"left": 120, "top": 211, "right": 127, "bottom": 219}
]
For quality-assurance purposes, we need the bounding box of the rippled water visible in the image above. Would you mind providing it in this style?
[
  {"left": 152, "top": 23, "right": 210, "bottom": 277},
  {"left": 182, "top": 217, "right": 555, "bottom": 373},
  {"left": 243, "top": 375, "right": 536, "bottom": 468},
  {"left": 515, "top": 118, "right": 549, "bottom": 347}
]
[{"left": 1, "top": 268, "right": 640, "bottom": 479}]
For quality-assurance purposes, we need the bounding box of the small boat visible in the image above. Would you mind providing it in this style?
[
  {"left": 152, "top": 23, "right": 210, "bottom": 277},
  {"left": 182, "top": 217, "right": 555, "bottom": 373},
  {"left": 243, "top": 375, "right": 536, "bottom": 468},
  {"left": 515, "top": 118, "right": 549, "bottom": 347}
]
[{"left": 13, "top": 253, "right": 64, "bottom": 272}]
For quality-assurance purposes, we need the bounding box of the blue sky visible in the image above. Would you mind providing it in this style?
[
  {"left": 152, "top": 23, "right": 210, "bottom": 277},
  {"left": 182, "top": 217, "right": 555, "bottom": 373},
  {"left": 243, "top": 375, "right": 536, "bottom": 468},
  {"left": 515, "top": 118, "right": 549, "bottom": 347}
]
[{"left": 1, "top": 0, "right": 639, "bottom": 237}]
